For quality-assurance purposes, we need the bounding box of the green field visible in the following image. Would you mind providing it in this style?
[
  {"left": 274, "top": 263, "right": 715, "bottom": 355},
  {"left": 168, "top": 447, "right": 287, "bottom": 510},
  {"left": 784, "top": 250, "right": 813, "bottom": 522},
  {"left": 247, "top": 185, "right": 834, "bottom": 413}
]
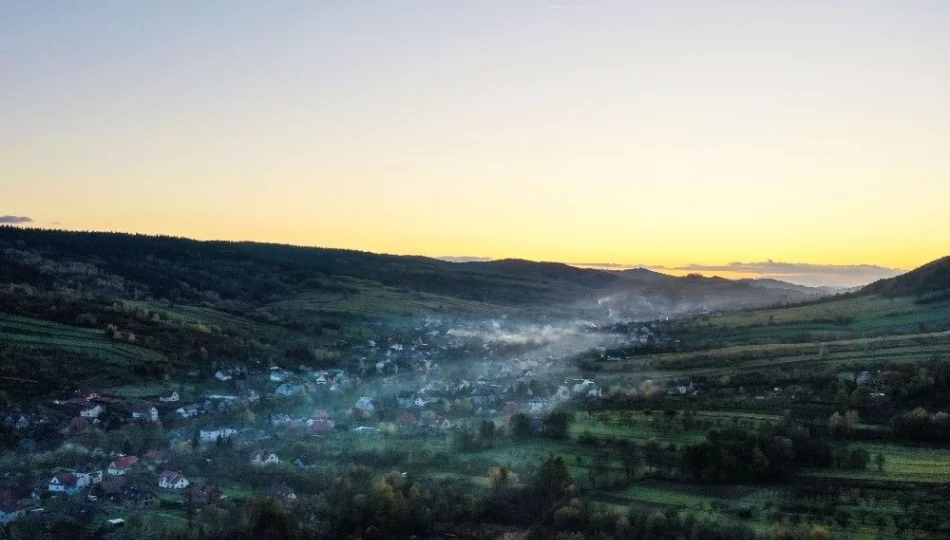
[
  {"left": 0, "top": 313, "right": 167, "bottom": 365},
  {"left": 687, "top": 295, "right": 950, "bottom": 342},
  {"left": 803, "top": 443, "right": 950, "bottom": 483},
  {"left": 125, "top": 301, "right": 300, "bottom": 341}
]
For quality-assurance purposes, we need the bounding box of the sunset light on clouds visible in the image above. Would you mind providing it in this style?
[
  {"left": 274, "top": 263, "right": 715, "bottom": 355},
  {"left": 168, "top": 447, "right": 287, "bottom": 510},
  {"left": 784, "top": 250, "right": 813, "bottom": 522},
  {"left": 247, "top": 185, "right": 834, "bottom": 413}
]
[{"left": 2, "top": 1, "right": 949, "bottom": 286}]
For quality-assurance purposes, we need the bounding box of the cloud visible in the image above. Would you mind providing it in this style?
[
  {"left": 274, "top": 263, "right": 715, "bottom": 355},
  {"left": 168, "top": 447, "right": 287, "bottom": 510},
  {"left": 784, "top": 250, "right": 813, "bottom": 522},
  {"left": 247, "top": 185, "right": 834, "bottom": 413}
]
[
  {"left": 0, "top": 215, "right": 33, "bottom": 224},
  {"left": 669, "top": 260, "right": 904, "bottom": 288}
]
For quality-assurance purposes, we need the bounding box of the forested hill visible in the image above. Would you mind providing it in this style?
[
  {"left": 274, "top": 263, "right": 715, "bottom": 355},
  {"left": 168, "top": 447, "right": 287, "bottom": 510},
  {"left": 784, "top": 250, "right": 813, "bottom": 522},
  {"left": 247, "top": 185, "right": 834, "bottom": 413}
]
[
  {"left": 863, "top": 255, "right": 950, "bottom": 301},
  {"left": 0, "top": 227, "right": 823, "bottom": 312}
]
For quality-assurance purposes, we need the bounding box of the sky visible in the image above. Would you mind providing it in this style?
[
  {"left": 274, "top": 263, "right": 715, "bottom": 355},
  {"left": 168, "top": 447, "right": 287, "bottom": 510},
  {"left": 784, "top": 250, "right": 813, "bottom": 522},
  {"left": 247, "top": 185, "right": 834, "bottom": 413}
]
[{"left": 2, "top": 1, "right": 949, "bottom": 287}]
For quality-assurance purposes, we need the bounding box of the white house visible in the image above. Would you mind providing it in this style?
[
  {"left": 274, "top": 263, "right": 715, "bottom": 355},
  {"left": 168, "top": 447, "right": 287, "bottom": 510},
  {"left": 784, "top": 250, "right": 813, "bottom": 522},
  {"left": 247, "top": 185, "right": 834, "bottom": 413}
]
[
  {"left": 48, "top": 470, "right": 100, "bottom": 494},
  {"left": 80, "top": 404, "right": 103, "bottom": 419},
  {"left": 159, "top": 391, "right": 180, "bottom": 403},
  {"left": 158, "top": 471, "right": 190, "bottom": 490},
  {"left": 131, "top": 403, "right": 158, "bottom": 422},
  {"left": 200, "top": 428, "right": 236, "bottom": 443},
  {"left": 354, "top": 397, "right": 375, "bottom": 413},
  {"left": 200, "top": 428, "right": 237, "bottom": 443},
  {"left": 251, "top": 451, "right": 280, "bottom": 466},
  {"left": 175, "top": 405, "right": 200, "bottom": 419},
  {"left": 274, "top": 384, "right": 303, "bottom": 398}
]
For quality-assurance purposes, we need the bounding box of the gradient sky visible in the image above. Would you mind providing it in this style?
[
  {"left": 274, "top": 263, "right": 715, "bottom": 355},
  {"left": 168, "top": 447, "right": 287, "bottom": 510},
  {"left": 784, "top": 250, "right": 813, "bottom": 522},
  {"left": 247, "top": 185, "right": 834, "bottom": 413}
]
[{"left": 2, "top": 1, "right": 949, "bottom": 281}]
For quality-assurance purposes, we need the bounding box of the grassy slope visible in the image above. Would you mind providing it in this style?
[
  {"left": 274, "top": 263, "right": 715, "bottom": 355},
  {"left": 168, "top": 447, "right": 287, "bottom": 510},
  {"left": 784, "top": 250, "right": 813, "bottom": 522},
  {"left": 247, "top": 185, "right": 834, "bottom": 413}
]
[{"left": 0, "top": 313, "right": 167, "bottom": 365}]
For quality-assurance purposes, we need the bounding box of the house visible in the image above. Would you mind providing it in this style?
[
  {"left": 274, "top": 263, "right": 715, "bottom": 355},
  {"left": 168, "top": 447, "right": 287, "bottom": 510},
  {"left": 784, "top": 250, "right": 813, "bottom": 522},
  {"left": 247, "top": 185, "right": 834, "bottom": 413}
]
[
  {"left": 187, "top": 484, "right": 224, "bottom": 506},
  {"left": 472, "top": 385, "right": 495, "bottom": 406},
  {"left": 200, "top": 428, "right": 237, "bottom": 443},
  {"left": 131, "top": 402, "right": 158, "bottom": 423},
  {"left": 158, "top": 471, "right": 190, "bottom": 490},
  {"left": 292, "top": 457, "right": 310, "bottom": 469},
  {"left": 353, "top": 426, "right": 377, "bottom": 434},
  {"left": 414, "top": 396, "right": 435, "bottom": 408},
  {"left": 251, "top": 451, "right": 280, "bottom": 466},
  {"left": 159, "top": 391, "right": 180, "bottom": 403},
  {"left": 79, "top": 403, "right": 103, "bottom": 419},
  {"left": 49, "top": 470, "right": 100, "bottom": 494},
  {"left": 274, "top": 383, "right": 303, "bottom": 398},
  {"left": 526, "top": 398, "right": 548, "bottom": 414},
  {"left": 269, "top": 368, "right": 293, "bottom": 383},
  {"left": 312, "top": 409, "right": 331, "bottom": 421},
  {"left": 396, "top": 391, "right": 415, "bottom": 409},
  {"left": 214, "top": 370, "right": 232, "bottom": 381},
  {"left": 266, "top": 483, "right": 297, "bottom": 508},
  {"left": 308, "top": 419, "right": 334, "bottom": 436},
  {"left": 354, "top": 396, "right": 375, "bottom": 413},
  {"left": 399, "top": 413, "right": 419, "bottom": 428},
  {"left": 855, "top": 371, "right": 874, "bottom": 386},
  {"left": 239, "top": 389, "right": 261, "bottom": 404},
  {"left": 175, "top": 404, "right": 201, "bottom": 418},
  {"left": 572, "top": 379, "right": 602, "bottom": 398},
  {"left": 107, "top": 455, "right": 139, "bottom": 476}
]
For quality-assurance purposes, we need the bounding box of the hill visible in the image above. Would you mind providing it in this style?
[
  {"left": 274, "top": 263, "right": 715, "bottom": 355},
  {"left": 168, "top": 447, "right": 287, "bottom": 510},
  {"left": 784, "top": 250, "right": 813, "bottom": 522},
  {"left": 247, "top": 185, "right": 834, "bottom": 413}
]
[{"left": 863, "top": 255, "right": 950, "bottom": 300}]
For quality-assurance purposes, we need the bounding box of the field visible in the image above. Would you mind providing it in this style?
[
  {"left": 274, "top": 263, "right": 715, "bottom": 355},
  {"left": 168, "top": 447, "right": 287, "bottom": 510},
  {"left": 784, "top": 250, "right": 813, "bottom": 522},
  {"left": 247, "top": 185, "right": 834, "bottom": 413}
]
[{"left": 0, "top": 313, "right": 167, "bottom": 365}]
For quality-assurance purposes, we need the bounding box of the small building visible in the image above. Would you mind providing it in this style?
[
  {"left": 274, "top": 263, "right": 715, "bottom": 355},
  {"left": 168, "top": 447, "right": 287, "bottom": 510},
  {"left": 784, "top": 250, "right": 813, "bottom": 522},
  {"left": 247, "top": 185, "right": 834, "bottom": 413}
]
[
  {"left": 158, "top": 471, "right": 190, "bottom": 490},
  {"left": 107, "top": 455, "right": 139, "bottom": 476},
  {"left": 131, "top": 402, "right": 159, "bottom": 423},
  {"left": 159, "top": 391, "right": 180, "bottom": 403},
  {"left": 266, "top": 483, "right": 297, "bottom": 508},
  {"left": 175, "top": 404, "right": 201, "bottom": 419},
  {"left": 855, "top": 371, "right": 874, "bottom": 386},
  {"left": 49, "top": 471, "right": 100, "bottom": 494},
  {"left": 354, "top": 396, "right": 375, "bottom": 413},
  {"left": 80, "top": 403, "right": 103, "bottom": 419},
  {"left": 274, "top": 383, "right": 303, "bottom": 398},
  {"left": 251, "top": 451, "right": 280, "bottom": 466},
  {"left": 200, "top": 428, "right": 237, "bottom": 443}
]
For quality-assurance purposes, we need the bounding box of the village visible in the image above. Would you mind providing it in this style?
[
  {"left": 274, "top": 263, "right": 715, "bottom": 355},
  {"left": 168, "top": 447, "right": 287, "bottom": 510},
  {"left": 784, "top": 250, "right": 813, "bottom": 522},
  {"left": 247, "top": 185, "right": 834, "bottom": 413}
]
[{"left": 0, "top": 314, "right": 680, "bottom": 533}]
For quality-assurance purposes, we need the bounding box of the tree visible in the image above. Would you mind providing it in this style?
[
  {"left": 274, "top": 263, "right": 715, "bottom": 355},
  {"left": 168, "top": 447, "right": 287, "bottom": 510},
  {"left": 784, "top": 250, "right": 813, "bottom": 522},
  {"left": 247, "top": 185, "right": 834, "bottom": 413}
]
[
  {"left": 537, "top": 455, "right": 572, "bottom": 497},
  {"left": 545, "top": 412, "right": 571, "bottom": 439},
  {"left": 850, "top": 385, "right": 871, "bottom": 408},
  {"left": 810, "top": 525, "right": 830, "bottom": 540},
  {"left": 488, "top": 465, "right": 519, "bottom": 492},
  {"left": 589, "top": 452, "right": 610, "bottom": 489},
  {"left": 875, "top": 452, "right": 886, "bottom": 472},
  {"left": 509, "top": 414, "right": 533, "bottom": 440},
  {"left": 618, "top": 441, "right": 642, "bottom": 482}
]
